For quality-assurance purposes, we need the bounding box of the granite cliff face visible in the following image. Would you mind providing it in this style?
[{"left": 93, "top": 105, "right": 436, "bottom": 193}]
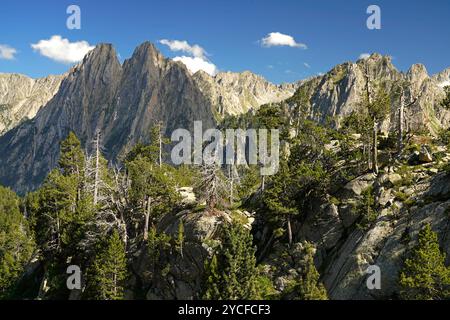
[
  {"left": 193, "top": 70, "right": 298, "bottom": 118},
  {"left": 0, "top": 73, "right": 64, "bottom": 134},
  {"left": 298, "top": 54, "right": 450, "bottom": 135},
  {"left": 0, "top": 42, "right": 215, "bottom": 194}
]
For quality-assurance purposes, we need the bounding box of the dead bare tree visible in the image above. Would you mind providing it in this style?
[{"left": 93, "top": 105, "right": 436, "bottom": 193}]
[
  {"left": 80, "top": 166, "right": 130, "bottom": 250},
  {"left": 397, "top": 84, "right": 421, "bottom": 156},
  {"left": 364, "top": 65, "right": 378, "bottom": 174}
]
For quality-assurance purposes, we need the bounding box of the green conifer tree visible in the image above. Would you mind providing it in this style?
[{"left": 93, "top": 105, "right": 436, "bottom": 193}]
[
  {"left": 399, "top": 224, "right": 450, "bottom": 300},
  {"left": 89, "top": 230, "right": 128, "bottom": 300},
  {"left": 58, "top": 131, "right": 85, "bottom": 177},
  {"left": 203, "top": 222, "right": 258, "bottom": 300},
  {"left": 263, "top": 160, "right": 298, "bottom": 246},
  {"left": 0, "top": 186, "right": 35, "bottom": 298},
  {"left": 296, "top": 243, "right": 328, "bottom": 300}
]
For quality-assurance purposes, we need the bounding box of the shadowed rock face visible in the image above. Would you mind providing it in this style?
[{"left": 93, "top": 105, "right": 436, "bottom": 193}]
[{"left": 0, "top": 42, "right": 215, "bottom": 194}]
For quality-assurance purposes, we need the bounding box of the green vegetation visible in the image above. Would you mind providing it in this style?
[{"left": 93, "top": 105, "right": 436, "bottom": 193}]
[
  {"left": 355, "top": 187, "right": 378, "bottom": 230},
  {"left": 87, "top": 230, "right": 127, "bottom": 300},
  {"left": 203, "top": 222, "right": 258, "bottom": 300},
  {"left": 295, "top": 243, "right": 328, "bottom": 300},
  {"left": 0, "top": 187, "right": 35, "bottom": 298},
  {"left": 399, "top": 224, "right": 450, "bottom": 300}
]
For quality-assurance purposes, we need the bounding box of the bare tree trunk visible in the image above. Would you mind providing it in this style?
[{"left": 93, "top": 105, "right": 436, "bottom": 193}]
[
  {"left": 372, "top": 120, "right": 379, "bottom": 174},
  {"left": 287, "top": 215, "right": 292, "bottom": 247},
  {"left": 397, "top": 89, "right": 405, "bottom": 155},
  {"left": 94, "top": 131, "right": 100, "bottom": 206},
  {"left": 56, "top": 212, "right": 61, "bottom": 252},
  {"left": 158, "top": 122, "right": 162, "bottom": 168},
  {"left": 261, "top": 175, "right": 265, "bottom": 191},
  {"left": 37, "top": 266, "right": 49, "bottom": 300},
  {"left": 229, "top": 165, "right": 234, "bottom": 205},
  {"left": 367, "top": 140, "right": 372, "bottom": 171},
  {"left": 113, "top": 272, "right": 117, "bottom": 299},
  {"left": 143, "top": 198, "right": 151, "bottom": 241}
]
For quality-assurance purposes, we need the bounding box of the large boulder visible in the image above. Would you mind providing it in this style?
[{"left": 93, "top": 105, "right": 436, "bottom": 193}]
[
  {"left": 419, "top": 145, "right": 433, "bottom": 163},
  {"left": 342, "top": 173, "right": 376, "bottom": 197},
  {"left": 133, "top": 208, "right": 254, "bottom": 300},
  {"left": 322, "top": 171, "right": 450, "bottom": 299}
]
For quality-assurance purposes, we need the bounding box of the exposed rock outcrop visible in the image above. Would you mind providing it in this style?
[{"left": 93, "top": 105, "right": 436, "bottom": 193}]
[
  {"left": 0, "top": 42, "right": 215, "bottom": 194},
  {"left": 261, "top": 151, "right": 450, "bottom": 300},
  {"left": 132, "top": 208, "right": 254, "bottom": 300},
  {"left": 193, "top": 70, "right": 298, "bottom": 118},
  {"left": 297, "top": 54, "right": 450, "bottom": 135},
  {"left": 0, "top": 73, "right": 64, "bottom": 134}
]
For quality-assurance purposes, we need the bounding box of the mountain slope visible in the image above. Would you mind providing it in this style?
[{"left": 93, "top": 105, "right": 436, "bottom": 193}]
[
  {"left": 193, "top": 70, "right": 298, "bottom": 118},
  {"left": 0, "top": 73, "right": 64, "bottom": 134},
  {"left": 0, "top": 42, "right": 215, "bottom": 194},
  {"left": 296, "top": 54, "right": 450, "bottom": 134}
]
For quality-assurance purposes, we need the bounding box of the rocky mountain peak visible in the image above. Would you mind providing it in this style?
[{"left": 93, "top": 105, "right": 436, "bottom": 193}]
[
  {"left": 125, "top": 41, "right": 166, "bottom": 71},
  {"left": 65, "top": 43, "right": 122, "bottom": 99},
  {"left": 433, "top": 67, "right": 450, "bottom": 88},
  {"left": 356, "top": 53, "right": 399, "bottom": 81},
  {"left": 193, "top": 70, "right": 298, "bottom": 117},
  {"left": 407, "top": 63, "right": 429, "bottom": 85}
]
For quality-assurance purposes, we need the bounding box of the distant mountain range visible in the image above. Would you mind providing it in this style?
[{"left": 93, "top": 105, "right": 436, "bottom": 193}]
[
  {"left": 0, "top": 42, "right": 449, "bottom": 194},
  {"left": 0, "top": 73, "right": 64, "bottom": 134}
]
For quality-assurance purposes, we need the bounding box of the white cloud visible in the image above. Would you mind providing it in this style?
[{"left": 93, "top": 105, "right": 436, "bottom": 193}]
[
  {"left": 173, "top": 56, "right": 218, "bottom": 76},
  {"left": 159, "top": 39, "right": 218, "bottom": 76},
  {"left": 304, "top": 62, "right": 311, "bottom": 68},
  {"left": 31, "top": 35, "right": 94, "bottom": 64},
  {"left": 159, "top": 39, "right": 206, "bottom": 59},
  {"left": 0, "top": 45, "right": 17, "bottom": 60},
  {"left": 359, "top": 53, "right": 371, "bottom": 60},
  {"left": 261, "top": 32, "right": 307, "bottom": 49}
]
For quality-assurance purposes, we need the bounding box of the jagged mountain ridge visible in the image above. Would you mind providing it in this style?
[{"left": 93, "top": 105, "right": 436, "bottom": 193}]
[
  {"left": 0, "top": 42, "right": 216, "bottom": 194},
  {"left": 193, "top": 70, "right": 298, "bottom": 117},
  {"left": 0, "top": 48, "right": 449, "bottom": 194},
  {"left": 0, "top": 73, "right": 64, "bottom": 134},
  {"left": 297, "top": 54, "right": 450, "bottom": 135}
]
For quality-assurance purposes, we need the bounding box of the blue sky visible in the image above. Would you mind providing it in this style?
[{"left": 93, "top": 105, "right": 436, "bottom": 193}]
[{"left": 0, "top": 0, "right": 449, "bottom": 84}]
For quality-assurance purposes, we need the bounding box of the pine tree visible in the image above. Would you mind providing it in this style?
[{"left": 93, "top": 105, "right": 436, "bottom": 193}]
[
  {"left": 399, "top": 224, "right": 450, "bottom": 300},
  {"left": 196, "top": 161, "right": 228, "bottom": 211},
  {"left": 31, "top": 132, "right": 94, "bottom": 257},
  {"left": 175, "top": 220, "right": 185, "bottom": 258},
  {"left": 25, "top": 132, "right": 96, "bottom": 298},
  {"left": 296, "top": 243, "right": 328, "bottom": 300},
  {"left": 263, "top": 160, "right": 298, "bottom": 246},
  {"left": 59, "top": 131, "right": 85, "bottom": 177},
  {"left": 203, "top": 222, "right": 258, "bottom": 300},
  {"left": 89, "top": 230, "right": 128, "bottom": 300},
  {"left": 125, "top": 123, "right": 169, "bottom": 166},
  {"left": 127, "top": 157, "right": 179, "bottom": 240},
  {"left": 0, "top": 186, "right": 35, "bottom": 298},
  {"left": 203, "top": 255, "right": 221, "bottom": 300}
]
